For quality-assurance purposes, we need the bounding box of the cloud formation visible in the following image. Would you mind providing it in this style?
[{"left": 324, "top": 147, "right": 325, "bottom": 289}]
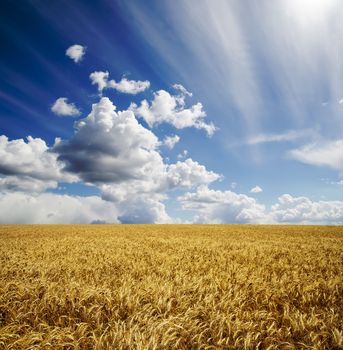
[
  {"left": 65, "top": 44, "right": 86, "bottom": 63},
  {"left": 167, "top": 159, "right": 221, "bottom": 189},
  {"left": 0, "top": 192, "right": 118, "bottom": 224},
  {"left": 51, "top": 97, "right": 81, "bottom": 117},
  {"left": 250, "top": 185, "right": 263, "bottom": 193},
  {"left": 162, "top": 135, "right": 180, "bottom": 149},
  {"left": 54, "top": 97, "right": 163, "bottom": 184},
  {"left": 179, "top": 185, "right": 266, "bottom": 224},
  {"left": 289, "top": 140, "right": 343, "bottom": 174},
  {"left": 0, "top": 135, "right": 74, "bottom": 192},
  {"left": 131, "top": 89, "right": 216, "bottom": 136},
  {"left": 271, "top": 194, "right": 343, "bottom": 224},
  {"left": 51, "top": 97, "right": 218, "bottom": 223},
  {"left": 89, "top": 71, "right": 150, "bottom": 94},
  {"left": 245, "top": 129, "right": 314, "bottom": 145}
]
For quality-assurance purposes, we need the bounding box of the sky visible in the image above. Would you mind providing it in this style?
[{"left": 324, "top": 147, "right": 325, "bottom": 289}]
[{"left": 1, "top": 0, "right": 343, "bottom": 224}]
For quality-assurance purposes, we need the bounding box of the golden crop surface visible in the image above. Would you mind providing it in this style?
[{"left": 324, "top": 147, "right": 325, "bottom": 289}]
[{"left": 0, "top": 225, "right": 342, "bottom": 350}]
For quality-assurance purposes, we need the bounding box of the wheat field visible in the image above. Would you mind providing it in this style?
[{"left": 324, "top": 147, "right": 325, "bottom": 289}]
[{"left": 0, "top": 225, "right": 342, "bottom": 349}]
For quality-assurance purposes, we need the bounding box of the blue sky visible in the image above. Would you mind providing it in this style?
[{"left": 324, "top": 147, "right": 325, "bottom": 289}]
[{"left": 1, "top": 0, "right": 343, "bottom": 224}]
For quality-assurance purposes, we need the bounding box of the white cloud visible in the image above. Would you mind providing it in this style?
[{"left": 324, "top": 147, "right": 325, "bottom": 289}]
[
  {"left": 230, "top": 182, "right": 237, "bottom": 189},
  {"left": 178, "top": 185, "right": 267, "bottom": 223},
  {"left": 339, "top": 99, "right": 343, "bottom": 105},
  {"left": 172, "top": 84, "right": 192, "bottom": 97},
  {"left": 65, "top": 44, "right": 86, "bottom": 63},
  {"left": 250, "top": 185, "right": 263, "bottom": 193},
  {"left": 89, "top": 71, "right": 150, "bottom": 94},
  {"left": 51, "top": 97, "right": 81, "bottom": 117},
  {"left": 163, "top": 135, "right": 180, "bottom": 149},
  {"left": 0, "top": 192, "right": 119, "bottom": 224},
  {"left": 52, "top": 97, "right": 218, "bottom": 223},
  {"left": 89, "top": 71, "right": 109, "bottom": 92},
  {"left": 245, "top": 129, "right": 313, "bottom": 145},
  {"left": 166, "top": 158, "right": 221, "bottom": 189},
  {"left": 289, "top": 140, "right": 343, "bottom": 173},
  {"left": 177, "top": 150, "right": 188, "bottom": 159},
  {"left": 130, "top": 89, "right": 216, "bottom": 136},
  {"left": 54, "top": 97, "right": 163, "bottom": 184},
  {"left": 108, "top": 77, "right": 150, "bottom": 94},
  {"left": 271, "top": 194, "right": 343, "bottom": 224},
  {"left": 0, "top": 135, "right": 75, "bottom": 192}
]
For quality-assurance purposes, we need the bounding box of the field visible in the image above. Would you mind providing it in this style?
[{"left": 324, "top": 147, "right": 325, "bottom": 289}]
[{"left": 0, "top": 225, "right": 342, "bottom": 349}]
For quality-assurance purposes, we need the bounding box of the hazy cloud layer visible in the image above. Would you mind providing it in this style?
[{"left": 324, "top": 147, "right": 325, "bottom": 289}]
[
  {"left": 289, "top": 140, "right": 343, "bottom": 174},
  {"left": 0, "top": 192, "right": 118, "bottom": 224}
]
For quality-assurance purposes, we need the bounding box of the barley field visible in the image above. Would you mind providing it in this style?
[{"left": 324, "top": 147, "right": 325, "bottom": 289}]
[{"left": 0, "top": 225, "right": 342, "bottom": 349}]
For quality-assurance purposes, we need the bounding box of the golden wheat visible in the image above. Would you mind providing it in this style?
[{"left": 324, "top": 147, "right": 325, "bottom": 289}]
[{"left": 0, "top": 225, "right": 342, "bottom": 349}]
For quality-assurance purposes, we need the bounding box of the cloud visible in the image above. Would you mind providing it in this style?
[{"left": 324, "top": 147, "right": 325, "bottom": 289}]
[
  {"left": 54, "top": 97, "right": 163, "bottom": 184},
  {"left": 177, "top": 150, "right": 188, "bottom": 159},
  {"left": 89, "top": 71, "right": 109, "bottom": 92},
  {"left": 0, "top": 135, "right": 75, "bottom": 192},
  {"left": 0, "top": 192, "right": 119, "bottom": 224},
  {"left": 271, "top": 194, "right": 343, "bottom": 224},
  {"left": 245, "top": 129, "right": 314, "bottom": 145},
  {"left": 167, "top": 159, "right": 221, "bottom": 189},
  {"left": 131, "top": 89, "right": 216, "bottom": 136},
  {"left": 339, "top": 99, "right": 343, "bottom": 105},
  {"left": 172, "top": 84, "right": 192, "bottom": 97},
  {"left": 123, "top": 1, "right": 343, "bottom": 149},
  {"left": 51, "top": 97, "right": 81, "bottom": 117},
  {"left": 65, "top": 44, "right": 86, "bottom": 63},
  {"left": 52, "top": 97, "right": 219, "bottom": 223},
  {"left": 250, "top": 185, "right": 263, "bottom": 193},
  {"left": 178, "top": 185, "right": 267, "bottom": 224},
  {"left": 117, "top": 195, "right": 171, "bottom": 223},
  {"left": 162, "top": 135, "right": 180, "bottom": 149},
  {"left": 289, "top": 140, "right": 343, "bottom": 173},
  {"left": 89, "top": 71, "right": 150, "bottom": 94},
  {"left": 108, "top": 77, "right": 150, "bottom": 94}
]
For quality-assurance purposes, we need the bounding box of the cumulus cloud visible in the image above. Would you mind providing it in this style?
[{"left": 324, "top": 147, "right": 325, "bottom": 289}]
[
  {"left": 0, "top": 192, "right": 118, "bottom": 224},
  {"left": 89, "top": 71, "right": 150, "bottom": 94},
  {"left": 167, "top": 159, "right": 221, "bottom": 189},
  {"left": 130, "top": 89, "right": 216, "bottom": 136},
  {"left": 289, "top": 140, "right": 343, "bottom": 173},
  {"left": 250, "top": 185, "right": 263, "bottom": 193},
  {"left": 108, "top": 77, "right": 150, "bottom": 94},
  {"left": 51, "top": 97, "right": 81, "bottom": 117},
  {"left": 162, "top": 135, "right": 180, "bottom": 149},
  {"left": 117, "top": 195, "right": 171, "bottom": 224},
  {"left": 65, "top": 44, "right": 86, "bottom": 63},
  {"left": 51, "top": 97, "right": 218, "bottom": 223},
  {"left": 0, "top": 135, "right": 75, "bottom": 192},
  {"left": 178, "top": 185, "right": 267, "bottom": 224},
  {"left": 271, "top": 194, "right": 343, "bottom": 224},
  {"left": 54, "top": 97, "right": 163, "bottom": 184},
  {"left": 89, "top": 71, "right": 109, "bottom": 92}
]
